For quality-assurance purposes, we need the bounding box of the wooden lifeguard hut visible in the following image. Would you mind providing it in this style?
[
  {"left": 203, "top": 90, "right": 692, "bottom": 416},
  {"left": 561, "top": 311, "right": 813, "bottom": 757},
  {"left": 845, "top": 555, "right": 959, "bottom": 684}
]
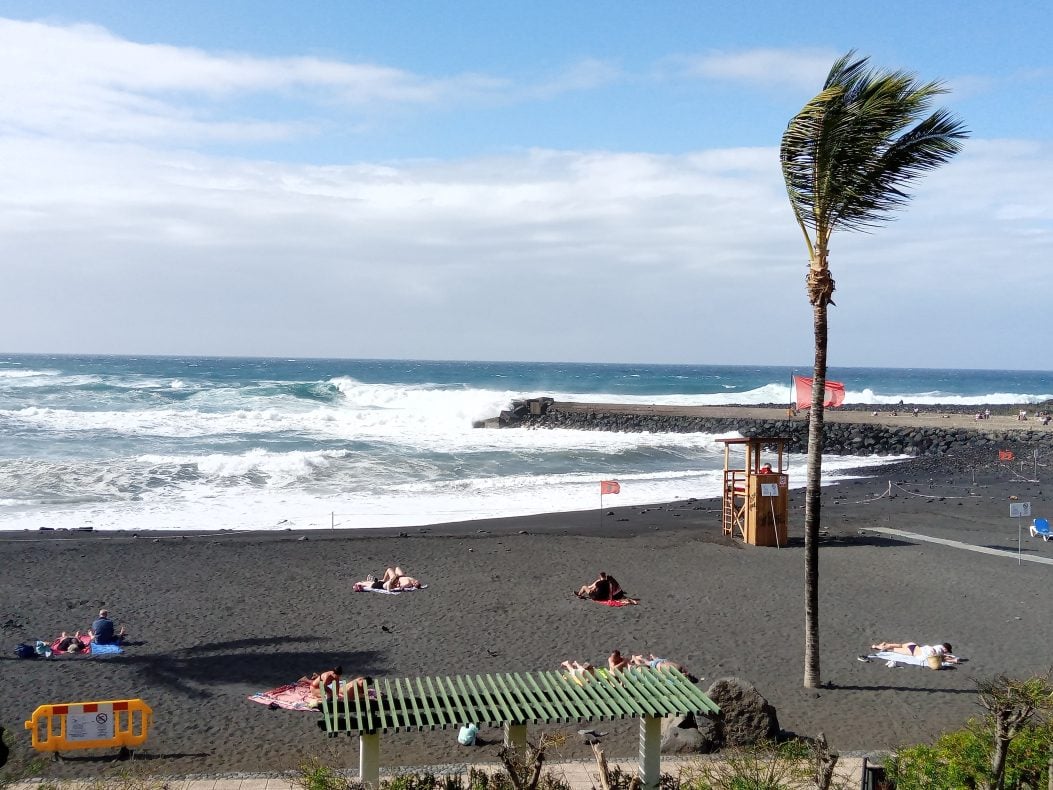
[{"left": 717, "top": 437, "right": 789, "bottom": 546}]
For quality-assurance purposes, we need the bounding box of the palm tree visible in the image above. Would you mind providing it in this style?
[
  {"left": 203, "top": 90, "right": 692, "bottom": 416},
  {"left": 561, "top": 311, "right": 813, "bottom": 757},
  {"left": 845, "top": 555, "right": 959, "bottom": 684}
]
[{"left": 780, "top": 52, "right": 968, "bottom": 688}]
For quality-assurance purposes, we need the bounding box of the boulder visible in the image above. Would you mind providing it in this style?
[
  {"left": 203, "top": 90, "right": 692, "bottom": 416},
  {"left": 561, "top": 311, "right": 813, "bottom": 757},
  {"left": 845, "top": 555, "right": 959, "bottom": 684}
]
[
  {"left": 660, "top": 713, "right": 719, "bottom": 754},
  {"left": 705, "top": 677, "right": 780, "bottom": 746}
]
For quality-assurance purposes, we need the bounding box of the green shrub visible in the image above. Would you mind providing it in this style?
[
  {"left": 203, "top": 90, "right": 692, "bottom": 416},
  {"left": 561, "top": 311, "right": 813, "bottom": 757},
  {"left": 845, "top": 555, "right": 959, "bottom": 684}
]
[{"left": 886, "top": 718, "right": 1053, "bottom": 790}]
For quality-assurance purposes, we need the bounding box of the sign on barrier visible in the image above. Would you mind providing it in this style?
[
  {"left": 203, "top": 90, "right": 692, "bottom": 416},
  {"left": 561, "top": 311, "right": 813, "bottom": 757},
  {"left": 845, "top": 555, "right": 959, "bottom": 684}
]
[{"left": 24, "top": 699, "right": 152, "bottom": 753}]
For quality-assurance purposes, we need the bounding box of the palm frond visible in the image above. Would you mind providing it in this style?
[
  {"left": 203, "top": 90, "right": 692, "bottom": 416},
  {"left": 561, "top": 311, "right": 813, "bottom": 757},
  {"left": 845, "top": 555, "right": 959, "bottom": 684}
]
[{"left": 780, "top": 52, "right": 968, "bottom": 242}]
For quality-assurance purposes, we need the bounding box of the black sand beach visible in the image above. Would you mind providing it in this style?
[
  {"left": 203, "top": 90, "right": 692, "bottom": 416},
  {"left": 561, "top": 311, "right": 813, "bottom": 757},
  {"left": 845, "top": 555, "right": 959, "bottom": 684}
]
[{"left": 4, "top": 412, "right": 1053, "bottom": 779}]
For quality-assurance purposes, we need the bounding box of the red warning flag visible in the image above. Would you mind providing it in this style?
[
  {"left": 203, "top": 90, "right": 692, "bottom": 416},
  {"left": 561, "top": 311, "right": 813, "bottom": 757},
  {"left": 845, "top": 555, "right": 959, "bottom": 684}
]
[
  {"left": 999, "top": 450, "right": 1014, "bottom": 461},
  {"left": 793, "top": 376, "right": 846, "bottom": 409},
  {"left": 600, "top": 480, "right": 620, "bottom": 495}
]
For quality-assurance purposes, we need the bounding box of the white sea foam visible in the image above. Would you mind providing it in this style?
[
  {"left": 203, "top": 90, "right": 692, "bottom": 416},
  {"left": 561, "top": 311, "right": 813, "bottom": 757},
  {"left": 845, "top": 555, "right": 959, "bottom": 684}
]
[{"left": 0, "top": 452, "right": 898, "bottom": 533}]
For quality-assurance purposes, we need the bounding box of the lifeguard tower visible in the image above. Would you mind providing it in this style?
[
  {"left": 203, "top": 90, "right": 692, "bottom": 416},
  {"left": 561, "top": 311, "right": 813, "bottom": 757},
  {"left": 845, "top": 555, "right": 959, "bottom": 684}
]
[{"left": 717, "top": 437, "right": 789, "bottom": 547}]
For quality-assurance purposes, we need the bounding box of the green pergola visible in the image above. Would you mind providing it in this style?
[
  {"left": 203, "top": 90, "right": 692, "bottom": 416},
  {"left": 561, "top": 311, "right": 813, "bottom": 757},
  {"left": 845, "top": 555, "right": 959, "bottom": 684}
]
[{"left": 318, "top": 667, "right": 719, "bottom": 789}]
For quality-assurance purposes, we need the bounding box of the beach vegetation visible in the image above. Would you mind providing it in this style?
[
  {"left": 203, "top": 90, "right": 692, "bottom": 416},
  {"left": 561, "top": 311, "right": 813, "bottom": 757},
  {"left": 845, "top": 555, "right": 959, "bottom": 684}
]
[
  {"left": 779, "top": 51, "right": 968, "bottom": 688},
  {"left": 0, "top": 724, "right": 47, "bottom": 789},
  {"left": 886, "top": 670, "right": 1053, "bottom": 790},
  {"left": 297, "top": 755, "right": 361, "bottom": 790},
  {"left": 677, "top": 737, "right": 853, "bottom": 789},
  {"left": 886, "top": 718, "right": 1053, "bottom": 790}
]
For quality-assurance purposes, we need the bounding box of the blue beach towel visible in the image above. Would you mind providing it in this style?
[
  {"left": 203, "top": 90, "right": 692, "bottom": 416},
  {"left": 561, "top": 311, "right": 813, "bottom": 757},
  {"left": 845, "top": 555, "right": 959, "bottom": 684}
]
[{"left": 90, "top": 642, "right": 124, "bottom": 655}]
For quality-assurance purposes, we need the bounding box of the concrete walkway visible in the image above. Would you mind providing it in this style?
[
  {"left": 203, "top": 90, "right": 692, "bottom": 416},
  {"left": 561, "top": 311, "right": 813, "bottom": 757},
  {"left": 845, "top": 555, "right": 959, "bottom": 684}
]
[
  {"left": 862, "top": 526, "right": 1053, "bottom": 565},
  {"left": 7, "top": 756, "right": 869, "bottom": 789}
]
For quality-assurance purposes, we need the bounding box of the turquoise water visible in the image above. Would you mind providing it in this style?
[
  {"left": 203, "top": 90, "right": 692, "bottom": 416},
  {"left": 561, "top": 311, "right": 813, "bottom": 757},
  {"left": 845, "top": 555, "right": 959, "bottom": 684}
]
[{"left": 2, "top": 354, "right": 1050, "bottom": 532}]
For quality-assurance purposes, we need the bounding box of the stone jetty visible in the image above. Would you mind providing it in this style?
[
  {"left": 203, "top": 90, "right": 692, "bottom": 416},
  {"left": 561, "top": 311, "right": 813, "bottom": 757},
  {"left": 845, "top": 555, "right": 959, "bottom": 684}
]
[{"left": 477, "top": 399, "right": 1053, "bottom": 466}]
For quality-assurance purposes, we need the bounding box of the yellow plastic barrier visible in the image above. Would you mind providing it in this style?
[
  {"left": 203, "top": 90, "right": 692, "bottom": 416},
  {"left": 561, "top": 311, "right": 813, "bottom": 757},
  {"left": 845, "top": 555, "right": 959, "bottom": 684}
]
[{"left": 24, "top": 699, "right": 152, "bottom": 753}]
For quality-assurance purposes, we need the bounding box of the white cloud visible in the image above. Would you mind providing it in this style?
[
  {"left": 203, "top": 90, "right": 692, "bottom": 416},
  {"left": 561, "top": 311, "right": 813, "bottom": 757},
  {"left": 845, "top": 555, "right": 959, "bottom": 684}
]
[
  {"left": 668, "top": 47, "right": 839, "bottom": 91},
  {"left": 2, "top": 133, "right": 1051, "bottom": 366},
  {"left": 0, "top": 18, "right": 622, "bottom": 145}
]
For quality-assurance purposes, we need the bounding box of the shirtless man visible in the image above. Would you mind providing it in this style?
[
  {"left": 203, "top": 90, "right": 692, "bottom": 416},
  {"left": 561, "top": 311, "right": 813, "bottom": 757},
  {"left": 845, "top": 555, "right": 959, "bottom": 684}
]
[
  {"left": 607, "top": 650, "right": 630, "bottom": 671},
  {"left": 382, "top": 566, "right": 422, "bottom": 590}
]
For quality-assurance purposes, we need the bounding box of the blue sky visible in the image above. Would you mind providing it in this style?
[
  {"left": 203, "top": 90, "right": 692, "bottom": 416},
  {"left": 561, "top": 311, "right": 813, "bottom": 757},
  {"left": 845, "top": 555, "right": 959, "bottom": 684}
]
[{"left": 1, "top": 1, "right": 1051, "bottom": 368}]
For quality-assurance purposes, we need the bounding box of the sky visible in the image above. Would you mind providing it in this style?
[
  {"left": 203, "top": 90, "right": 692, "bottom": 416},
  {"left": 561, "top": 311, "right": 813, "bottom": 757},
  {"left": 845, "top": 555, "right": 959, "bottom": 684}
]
[{"left": 1, "top": 1, "right": 1051, "bottom": 369}]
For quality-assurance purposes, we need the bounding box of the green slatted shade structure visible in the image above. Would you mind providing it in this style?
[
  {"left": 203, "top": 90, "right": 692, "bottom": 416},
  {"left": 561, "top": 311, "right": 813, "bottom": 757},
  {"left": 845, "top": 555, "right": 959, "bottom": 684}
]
[{"left": 318, "top": 668, "right": 719, "bottom": 789}]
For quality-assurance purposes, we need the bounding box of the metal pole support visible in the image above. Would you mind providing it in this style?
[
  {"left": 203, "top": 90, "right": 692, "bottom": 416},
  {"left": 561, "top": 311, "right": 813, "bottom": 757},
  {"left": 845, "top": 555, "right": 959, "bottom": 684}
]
[
  {"left": 359, "top": 731, "right": 380, "bottom": 789},
  {"left": 638, "top": 715, "right": 661, "bottom": 790}
]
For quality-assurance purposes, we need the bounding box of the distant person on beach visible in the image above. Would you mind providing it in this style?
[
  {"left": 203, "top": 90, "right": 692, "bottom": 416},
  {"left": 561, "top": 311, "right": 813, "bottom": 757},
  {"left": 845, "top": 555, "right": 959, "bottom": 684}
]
[
  {"left": 561, "top": 660, "right": 596, "bottom": 679},
  {"left": 576, "top": 571, "right": 622, "bottom": 600},
  {"left": 382, "top": 566, "right": 422, "bottom": 590},
  {"left": 90, "top": 609, "right": 126, "bottom": 645},
  {"left": 308, "top": 666, "right": 343, "bottom": 700},
  {"left": 57, "top": 632, "right": 86, "bottom": 653},
  {"left": 342, "top": 675, "right": 374, "bottom": 701},
  {"left": 870, "top": 642, "right": 959, "bottom": 664},
  {"left": 759, "top": 463, "right": 773, "bottom": 474},
  {"left": 630, "top": 654, "right": 700, "bottom": 682},
  {"left": 608, "top": 650, "right": 630, "bottom": 671}
]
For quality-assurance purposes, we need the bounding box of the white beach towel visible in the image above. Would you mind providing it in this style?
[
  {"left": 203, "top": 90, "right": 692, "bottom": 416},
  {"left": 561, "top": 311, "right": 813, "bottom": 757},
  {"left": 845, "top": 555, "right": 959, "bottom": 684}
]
[
  {"left": 356, "top": 584, "right": 428, "bottom": 595},
  {"left": 867, "top": 651, "right": 944, "bottom": 667}
]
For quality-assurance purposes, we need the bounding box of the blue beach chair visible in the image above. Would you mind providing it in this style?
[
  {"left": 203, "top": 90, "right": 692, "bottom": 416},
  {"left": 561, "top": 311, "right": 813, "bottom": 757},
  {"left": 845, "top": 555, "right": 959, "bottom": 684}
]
[{"left": 1029, "top": 518, "right": 1052, "bottom": 541}]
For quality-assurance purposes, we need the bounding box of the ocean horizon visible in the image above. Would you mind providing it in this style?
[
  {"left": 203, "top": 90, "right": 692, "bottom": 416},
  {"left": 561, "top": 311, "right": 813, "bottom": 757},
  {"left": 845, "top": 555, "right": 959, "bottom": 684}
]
[{"left": 3, "top": 353, "right": 1051, "bottom": 533}]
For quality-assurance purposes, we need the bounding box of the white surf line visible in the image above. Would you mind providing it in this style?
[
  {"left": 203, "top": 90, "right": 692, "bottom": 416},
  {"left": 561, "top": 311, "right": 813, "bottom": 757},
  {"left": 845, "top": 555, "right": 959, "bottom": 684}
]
[{"left": 862, "top": 527, "right": 1053, "bottom": 566}]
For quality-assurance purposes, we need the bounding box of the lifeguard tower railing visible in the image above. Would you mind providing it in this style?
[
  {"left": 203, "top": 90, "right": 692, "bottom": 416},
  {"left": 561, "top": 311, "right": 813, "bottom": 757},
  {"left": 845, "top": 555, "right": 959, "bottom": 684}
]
[{"left": 319, "top": 668, "right": 719, "bottom": 789}]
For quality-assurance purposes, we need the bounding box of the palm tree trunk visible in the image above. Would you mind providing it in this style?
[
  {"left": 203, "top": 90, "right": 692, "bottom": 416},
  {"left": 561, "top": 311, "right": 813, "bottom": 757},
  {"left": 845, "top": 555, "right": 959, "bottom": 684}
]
[{"left": 803, "top": 300, "right": 829, "bottom": 688}]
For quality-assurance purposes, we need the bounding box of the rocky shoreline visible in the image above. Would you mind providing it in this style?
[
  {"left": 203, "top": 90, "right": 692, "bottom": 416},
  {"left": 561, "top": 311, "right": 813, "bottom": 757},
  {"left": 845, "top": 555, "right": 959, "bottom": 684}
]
[{"left": 482, "top": 399, "right": 1053, "bottom": 469}]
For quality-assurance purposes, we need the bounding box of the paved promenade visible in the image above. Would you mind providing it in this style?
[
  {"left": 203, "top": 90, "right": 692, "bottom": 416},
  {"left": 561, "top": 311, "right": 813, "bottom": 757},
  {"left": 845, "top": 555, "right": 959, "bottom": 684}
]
[{"left": 8, "top": 756, "right": 869, "bottom": 789}]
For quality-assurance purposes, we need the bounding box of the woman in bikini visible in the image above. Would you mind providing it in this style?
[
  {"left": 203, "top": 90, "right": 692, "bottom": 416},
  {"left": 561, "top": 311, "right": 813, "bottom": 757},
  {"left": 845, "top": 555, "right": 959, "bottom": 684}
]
[{"left": 871, "top": 641, "right": 959, "bottom": 663}]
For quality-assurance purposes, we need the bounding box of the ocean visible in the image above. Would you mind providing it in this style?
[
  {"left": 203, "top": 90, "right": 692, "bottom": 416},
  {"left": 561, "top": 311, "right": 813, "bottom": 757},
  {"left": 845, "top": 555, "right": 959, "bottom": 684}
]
[{"left": 2, "top": 354, "right": 1051, "bottom": 533}]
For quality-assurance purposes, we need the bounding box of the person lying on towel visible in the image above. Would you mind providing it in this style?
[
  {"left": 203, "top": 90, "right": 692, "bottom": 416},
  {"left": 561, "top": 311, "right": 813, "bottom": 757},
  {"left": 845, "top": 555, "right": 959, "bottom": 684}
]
[
  {"left": 55, "top": 632, "right": 88, "bottom": 653},
  {"left": 630, "top": 654, "right": 700, "bottom": 682},
  {"left": 560, "top": 660, "right": 596, "bottom": 679},
  {"left": 870, "top": 641, "right": 959, "bottom": 664},
  {"left": 354, "top": 566, "right": 422, "bottom": 591}
]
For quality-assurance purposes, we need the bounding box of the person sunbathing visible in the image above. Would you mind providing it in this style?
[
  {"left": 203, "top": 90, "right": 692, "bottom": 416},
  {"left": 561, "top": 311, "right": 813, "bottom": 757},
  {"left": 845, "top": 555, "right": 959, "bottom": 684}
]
[
  {"left": 608, "top": 650, "right": 630, "bottom": 671},
  {"left": 309, "top": 666, "right": 343, "bottom": 700},
  {"left": 382, "top": 567, "right": 422, "bottom": 590},
  {"left": 89, "top": 609, "right": 127, "bottom": 645},
  {"left": 631, "top": 654, "right": 696, "bottom": 677},
  {"left": 56, "top": 632, "right": 87, "bottom": 653},
  {"left": 342, "top": 675, "right": 374, "bottom": 701},
  {"left": 561, "top": 660, "right": 596, "bottom": 679},
  {"left": 576, "top": 571, "right": 623, "bottom": 600},
  {"left": 871, "top": 641, "right": 959, "bottom": 663}
]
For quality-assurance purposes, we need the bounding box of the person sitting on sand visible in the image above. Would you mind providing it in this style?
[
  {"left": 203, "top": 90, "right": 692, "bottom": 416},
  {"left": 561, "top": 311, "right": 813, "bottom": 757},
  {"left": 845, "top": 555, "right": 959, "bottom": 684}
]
[
  {"left": 309, "top": 666, "right": 343, "bottom": 700},
  {"left": 870, "top": 641, "right": 959, "bottom": 664},
  {"left": 608, "top": 650, "right": 630, "bottom": 671},
  {"left": 560, "top": 660, "right": 596, "bottom": 679},
  {"left": 90, "top": 609, "right": 126, "bottom": 645},
  {"left": 576, "top": 571, "right": 624, "bottom": 600}
]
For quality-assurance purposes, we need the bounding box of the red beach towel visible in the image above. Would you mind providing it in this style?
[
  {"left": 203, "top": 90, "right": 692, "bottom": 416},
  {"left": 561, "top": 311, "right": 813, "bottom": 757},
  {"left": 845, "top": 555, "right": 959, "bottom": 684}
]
[
  {"left": 50, "top": 634, "right": 92, "bottom": 655},
  {"left": 592, "top": 598, "right": 638, "bottom": 607},
  {"left": 248, "top": 680, "right": 317, "bottom": 711}
]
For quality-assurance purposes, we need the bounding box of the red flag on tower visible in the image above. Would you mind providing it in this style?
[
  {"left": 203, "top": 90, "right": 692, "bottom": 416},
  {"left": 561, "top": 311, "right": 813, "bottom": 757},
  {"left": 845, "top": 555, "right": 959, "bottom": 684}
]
[
  {"left": 793, "top": 376, "right": 846, "bottom": 410},
  {"left": 600, "top": 480, "right": 620, "bottom": 495}
]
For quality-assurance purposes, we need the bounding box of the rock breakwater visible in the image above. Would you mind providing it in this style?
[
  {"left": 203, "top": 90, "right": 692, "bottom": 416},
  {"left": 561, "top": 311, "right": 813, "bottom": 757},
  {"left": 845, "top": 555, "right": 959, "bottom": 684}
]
[{"left": 481, "top": 399, "right": 1053, "bottom": 468}]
